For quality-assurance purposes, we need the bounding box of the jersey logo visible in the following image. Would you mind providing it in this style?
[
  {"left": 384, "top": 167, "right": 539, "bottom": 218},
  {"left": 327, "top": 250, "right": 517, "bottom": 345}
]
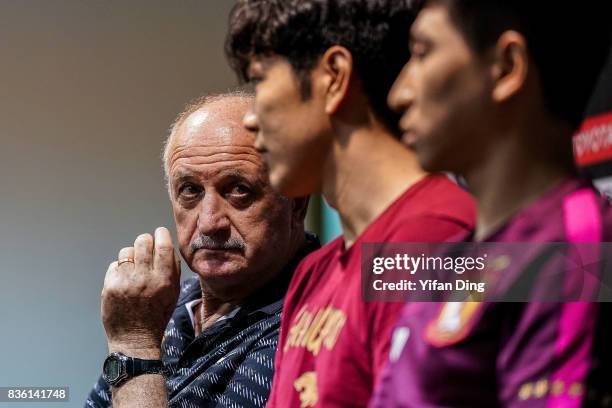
[
  {"left": 425, "top": 301, "right": 482, "bottom": 346},
  {"left": 284, "top": 305, "right": 347, "bottom": 355},
  {"left": 294, "top": 371, "right": 318, "bottom": 408}
]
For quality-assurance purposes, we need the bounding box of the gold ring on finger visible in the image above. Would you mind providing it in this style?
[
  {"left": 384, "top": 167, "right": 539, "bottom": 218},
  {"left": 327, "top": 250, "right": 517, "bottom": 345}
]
[{"left": 118, "top": 258, "right": 135, "bottom": 267}]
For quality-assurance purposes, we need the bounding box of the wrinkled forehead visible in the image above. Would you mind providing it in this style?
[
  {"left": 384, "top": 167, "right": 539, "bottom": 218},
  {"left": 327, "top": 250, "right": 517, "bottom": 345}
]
[{"left": 169, "top": 99, "right": 261, "bottom": 166}]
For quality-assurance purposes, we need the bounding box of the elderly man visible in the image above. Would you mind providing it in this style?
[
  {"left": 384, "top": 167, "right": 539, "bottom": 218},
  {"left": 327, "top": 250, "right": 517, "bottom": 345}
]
[{"left": 85, "top": 91, "right": 317, "bottom": 408}]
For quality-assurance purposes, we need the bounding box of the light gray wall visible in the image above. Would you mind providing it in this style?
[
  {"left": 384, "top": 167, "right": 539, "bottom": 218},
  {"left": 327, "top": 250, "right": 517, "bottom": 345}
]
[{"left": 0, "top": 1, "right": 237, "bottom": 406}]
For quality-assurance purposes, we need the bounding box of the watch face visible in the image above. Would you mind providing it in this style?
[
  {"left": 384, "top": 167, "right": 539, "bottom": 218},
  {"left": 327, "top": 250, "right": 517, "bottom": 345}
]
[
  {"left": 105, "top": 360, "right": 120, "bottom": 380},
  {"left": 103, "top": 355, "right": 124, "bottom": 383}
]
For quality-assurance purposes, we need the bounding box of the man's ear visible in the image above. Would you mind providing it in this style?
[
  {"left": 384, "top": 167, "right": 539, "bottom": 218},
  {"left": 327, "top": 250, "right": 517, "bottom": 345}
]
[
  {"left": 291, "top": 196, "right": 310, "bottom": 224},
  {"left": 490, "top": 31, "right": 529, "bottom": 103},
  {"left": 315, "top": 46, "right": 354, "bottom": 115}
]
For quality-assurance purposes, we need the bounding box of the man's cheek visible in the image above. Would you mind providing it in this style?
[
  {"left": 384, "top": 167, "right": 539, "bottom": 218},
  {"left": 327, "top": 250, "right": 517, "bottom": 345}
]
[
  {"left": 176, "top": 233, "right": 192, "bottom": 263},
  {"left": 175, "top": 213, "right": 196, "bottom": 257}
]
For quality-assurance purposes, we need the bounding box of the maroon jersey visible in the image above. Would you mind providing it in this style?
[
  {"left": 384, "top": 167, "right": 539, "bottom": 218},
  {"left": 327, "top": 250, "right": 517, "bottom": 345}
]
[
  {"left": 372, "top": 178, "right": 612, "bottom": 407},
  {"left": 267, "top": 175, "right": 475, "bottom": 407}
]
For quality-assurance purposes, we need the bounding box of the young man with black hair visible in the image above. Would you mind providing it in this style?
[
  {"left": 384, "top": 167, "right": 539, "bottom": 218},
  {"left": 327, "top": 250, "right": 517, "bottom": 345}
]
[
  {"left": 372, "top": 1, "right": 612, "bottom": 406},
  {"left": 226, "top": 0, "right": 475, "bottom": 406}
]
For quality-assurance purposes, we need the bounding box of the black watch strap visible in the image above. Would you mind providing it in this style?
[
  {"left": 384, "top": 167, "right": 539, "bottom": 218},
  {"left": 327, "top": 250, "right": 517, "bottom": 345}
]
[{"left": 128, "top": 356, "right": 166, "bottom": 377}]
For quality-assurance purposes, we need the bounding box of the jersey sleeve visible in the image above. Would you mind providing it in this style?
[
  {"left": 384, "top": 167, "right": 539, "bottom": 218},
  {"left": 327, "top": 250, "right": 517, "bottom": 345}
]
[{"left": 496, "top": 302, "right": 599, "bottom": 407}]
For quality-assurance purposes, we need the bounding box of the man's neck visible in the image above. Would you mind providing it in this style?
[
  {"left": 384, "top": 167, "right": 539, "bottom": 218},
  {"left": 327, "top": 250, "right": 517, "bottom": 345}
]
[
  {"left": 321, "top": 123, "right": 426, "bottom": 247},
  {"left": 465, "top": 121, "right": 576, "bottom": 241},
  {"left": 193, "top": 291, "right": 238, "bottom": 336},
  {"left": 193, "top": 286, "right": 238, "bottom": 337}
]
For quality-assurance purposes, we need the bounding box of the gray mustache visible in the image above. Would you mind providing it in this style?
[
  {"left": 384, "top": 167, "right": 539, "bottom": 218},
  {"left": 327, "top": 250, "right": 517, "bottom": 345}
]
[{"left": 190, "top": 235, "right": 246, "bottom": 252}]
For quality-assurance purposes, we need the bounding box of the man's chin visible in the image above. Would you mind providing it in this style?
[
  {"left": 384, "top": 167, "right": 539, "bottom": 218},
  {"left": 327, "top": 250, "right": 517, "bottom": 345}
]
[
  {"left": 192, "top": 262, "right": 245, "bottom": 279},
  {"left": 191, "top": 252, "right": 245, "bottom": 275},
  {"left": 416, "top": 149, "right": 458, "bottom": 174},
  {"left": 271, "top": 166, "right": 315, "bottom": 198},
  {"left": 268, "top": 166, "right": 291, "bottom": 195},
  {"left": 410, "top": 143, "right": 439, "bottom": 172}
]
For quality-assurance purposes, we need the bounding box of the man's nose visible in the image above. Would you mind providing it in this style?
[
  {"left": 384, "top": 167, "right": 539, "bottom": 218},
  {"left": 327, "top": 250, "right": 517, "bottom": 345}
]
[
  {"left": 196, "top": 193, "right": 231, "bottom": 237},
  {"left": 388, "top": 65, "right": 415, "bottom": 113}
]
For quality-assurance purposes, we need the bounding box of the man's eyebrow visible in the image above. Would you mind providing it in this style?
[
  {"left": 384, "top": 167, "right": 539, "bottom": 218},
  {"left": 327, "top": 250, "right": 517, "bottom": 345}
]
[
  {"left": 171, "top": 168, "right": 265, "bottom": 185},
  {"left": 171, "top": 171, "right": 196, "bottom": 183},
  {"left": 221, "top": 168, "right": 246, "bottom": 177},
  {"left": 219, "top": 168, "right": 257, "bottom": 182},
  {"left": 218, "top": 168, "right": 267, "bottom": 186}
]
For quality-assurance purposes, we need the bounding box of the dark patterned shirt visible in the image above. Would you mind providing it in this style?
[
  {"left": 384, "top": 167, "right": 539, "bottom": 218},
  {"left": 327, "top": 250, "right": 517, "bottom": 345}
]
[{"left": 85, "top": 235, "right": 319, "bottom": 408}]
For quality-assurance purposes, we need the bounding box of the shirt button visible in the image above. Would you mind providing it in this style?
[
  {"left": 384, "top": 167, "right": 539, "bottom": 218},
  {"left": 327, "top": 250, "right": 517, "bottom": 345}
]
[{"left": 179, "top": 360, "right": 189, "bottom": 368}]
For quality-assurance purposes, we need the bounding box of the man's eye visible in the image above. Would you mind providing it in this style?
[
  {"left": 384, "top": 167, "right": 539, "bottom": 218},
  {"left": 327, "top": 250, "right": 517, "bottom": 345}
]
[
  {"left": 178, "top": 184, "right": 202, "bottom": 199},
  {"left": 229, "top": 184, "right": 251, "bottom": 197}
]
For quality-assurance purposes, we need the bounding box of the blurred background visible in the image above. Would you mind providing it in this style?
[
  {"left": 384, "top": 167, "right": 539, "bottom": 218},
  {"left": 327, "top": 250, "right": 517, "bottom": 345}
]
[
  {"left": 0, "top": 1, "right": 341, "bottom": 407},
  {"left": 0, "top": 1, "right": 610, "bottom": 407}
]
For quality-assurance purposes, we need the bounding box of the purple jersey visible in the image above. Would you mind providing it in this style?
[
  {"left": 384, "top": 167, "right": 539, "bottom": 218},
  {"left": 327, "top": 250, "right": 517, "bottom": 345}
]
[{"left": 371, "top": 178, "right": 612, "bottom": 407}]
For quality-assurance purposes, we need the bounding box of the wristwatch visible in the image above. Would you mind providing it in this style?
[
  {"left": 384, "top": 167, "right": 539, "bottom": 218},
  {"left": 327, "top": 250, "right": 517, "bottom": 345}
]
[{"left": 102, "top": 352, "right": 168, "bottom": 387}]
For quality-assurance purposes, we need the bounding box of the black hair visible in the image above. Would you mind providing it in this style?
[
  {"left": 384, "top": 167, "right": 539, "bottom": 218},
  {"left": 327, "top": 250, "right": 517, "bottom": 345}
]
[
  {"left": 225, "top": 0, "right": 420, "bottom": 134},
  {"left": 437, "top": 0, "right": 612, "bottom": 129}
]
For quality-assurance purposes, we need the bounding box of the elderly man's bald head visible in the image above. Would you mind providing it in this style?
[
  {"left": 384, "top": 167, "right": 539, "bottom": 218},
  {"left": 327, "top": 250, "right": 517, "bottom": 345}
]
[{"left": 163, "top": 91, "right": 255, "bottom": 182}]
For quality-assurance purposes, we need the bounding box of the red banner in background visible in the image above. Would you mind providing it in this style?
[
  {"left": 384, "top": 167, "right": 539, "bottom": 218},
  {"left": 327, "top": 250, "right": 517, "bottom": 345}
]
[{"left": 573, "top": 112, "right": 612, "bottom": 167}]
